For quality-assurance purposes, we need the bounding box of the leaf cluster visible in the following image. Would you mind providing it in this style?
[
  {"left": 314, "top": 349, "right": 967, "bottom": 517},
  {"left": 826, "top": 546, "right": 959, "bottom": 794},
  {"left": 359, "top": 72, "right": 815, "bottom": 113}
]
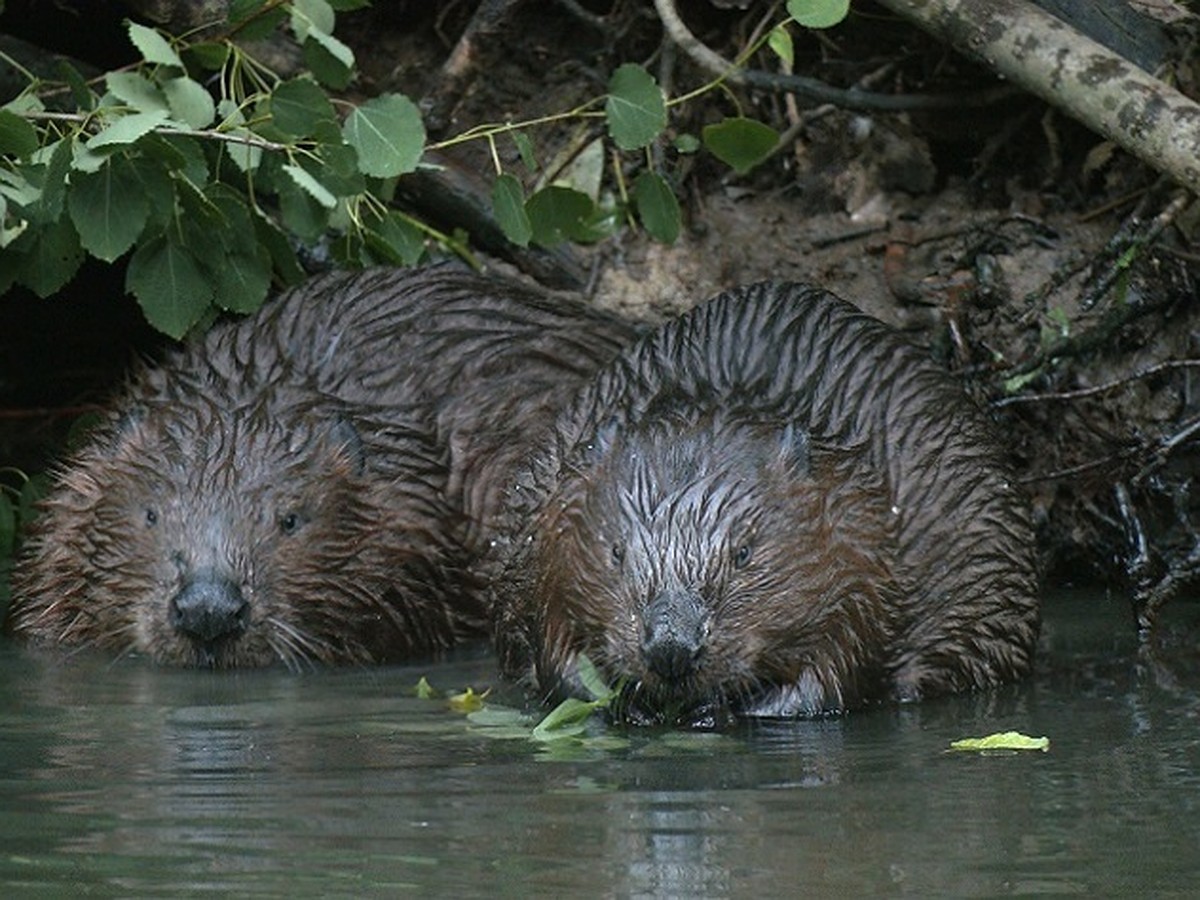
[{"left": 0, "top": 0, "right": 850, "bottom": 336}]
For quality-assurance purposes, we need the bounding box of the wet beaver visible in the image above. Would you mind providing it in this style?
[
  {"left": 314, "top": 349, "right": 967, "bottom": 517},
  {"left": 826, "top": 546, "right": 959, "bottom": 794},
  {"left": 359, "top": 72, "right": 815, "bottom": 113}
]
[
  {"left": 7, "top": 264, "right": 639, "bottom": 667},
  {"left": 490, "top": 281, "right": 1039, "bottom": 725}
]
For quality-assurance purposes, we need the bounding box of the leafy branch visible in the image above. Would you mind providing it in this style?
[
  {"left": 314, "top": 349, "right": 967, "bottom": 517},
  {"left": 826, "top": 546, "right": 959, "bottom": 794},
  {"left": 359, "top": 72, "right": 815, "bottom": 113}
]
[{"left": 0, "top": 0, "right": 849, "bottom": 337}]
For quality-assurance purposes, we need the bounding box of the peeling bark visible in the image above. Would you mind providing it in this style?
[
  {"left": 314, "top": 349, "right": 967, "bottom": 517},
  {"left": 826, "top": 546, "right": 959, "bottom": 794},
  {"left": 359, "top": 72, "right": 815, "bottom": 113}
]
[{"left": 875, "top": 0, "right": 1200, "bottom": 195}]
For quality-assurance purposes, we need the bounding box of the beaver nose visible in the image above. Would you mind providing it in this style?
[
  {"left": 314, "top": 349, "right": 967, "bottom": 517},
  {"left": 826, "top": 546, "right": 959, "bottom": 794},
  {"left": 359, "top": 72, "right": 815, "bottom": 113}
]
[
  {"left": 641, "top": 589, "right": 707, "bottom": 681},
  {"left": 170, "top": 574, "right": 249, "bottom": 644}
]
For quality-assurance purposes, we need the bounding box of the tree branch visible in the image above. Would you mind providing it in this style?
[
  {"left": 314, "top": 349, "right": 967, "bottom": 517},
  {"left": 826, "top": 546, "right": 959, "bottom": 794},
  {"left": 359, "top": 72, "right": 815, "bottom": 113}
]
[{"left": 876, "top": 0, "right": 1200, "bottom": 195}]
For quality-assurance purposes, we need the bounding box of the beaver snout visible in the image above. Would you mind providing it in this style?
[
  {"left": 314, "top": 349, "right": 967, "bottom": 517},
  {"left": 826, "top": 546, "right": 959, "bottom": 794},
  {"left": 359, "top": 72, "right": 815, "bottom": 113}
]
[
  {"left": 169, "top": 573, "right": 249, "bottom": 647},
  {"left": 640, "top": 589, "right": 709, "bottom": 681}
]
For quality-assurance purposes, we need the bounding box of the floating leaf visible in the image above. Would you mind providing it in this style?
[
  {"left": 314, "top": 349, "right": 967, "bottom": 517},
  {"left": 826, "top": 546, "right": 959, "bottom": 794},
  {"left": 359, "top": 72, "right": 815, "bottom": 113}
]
[
  {"left": 414, "top": 676, "right": 438, "bottom": 699},
  {"left": 493, "top": 173, "right": 532, "bottom": 246},
  {"left": 448, "top": 687, "right": 489, "bottom": 713},
  {"left": 701, "top": 116, "right": 779, "bottom": 174},
  {"left": 605, "top": 63, "right": 666, "bottom": 151},
  {"left": 949, "top": 731, "right": 1050, "bottom": 752},
  {"left": 633, "top": 171, "right": 680, "bottom": 244},
  {"left": 127, "top": 21, "right": 183, "bottom": 68},
  {"left": 531, "top": 698, "right": 599, "bottom": 741},
  {"left": 787, "top": 0, "right": 851, "bottom": 29},
  {"left": 342, "top": 93, "right": 425, "bottom": 177}
]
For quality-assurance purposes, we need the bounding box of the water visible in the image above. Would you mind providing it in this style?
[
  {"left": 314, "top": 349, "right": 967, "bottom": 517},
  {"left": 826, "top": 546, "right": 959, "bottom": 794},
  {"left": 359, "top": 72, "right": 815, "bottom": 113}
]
[{"left": 1, "top": 590, "right": 1198, "bottom": 897}]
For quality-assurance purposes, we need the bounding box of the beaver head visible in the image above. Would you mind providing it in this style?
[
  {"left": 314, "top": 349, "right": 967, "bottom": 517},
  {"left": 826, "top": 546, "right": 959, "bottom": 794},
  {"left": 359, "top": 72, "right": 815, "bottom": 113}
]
[
  {"left": 519, "top": 411, "right": 903, "bottom": 726},
  {"left": 8, "top": 386, "right": 472, "bottom": 667}
]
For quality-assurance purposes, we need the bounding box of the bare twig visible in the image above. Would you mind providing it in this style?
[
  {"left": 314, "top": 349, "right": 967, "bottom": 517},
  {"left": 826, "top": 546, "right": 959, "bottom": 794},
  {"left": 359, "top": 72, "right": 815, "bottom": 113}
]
[
  {"left": 994, "top": 359, "right": 1200, "bottom": 408},
  {"left": 650, "top": 0, "right": 1020, "bottom": 112}
]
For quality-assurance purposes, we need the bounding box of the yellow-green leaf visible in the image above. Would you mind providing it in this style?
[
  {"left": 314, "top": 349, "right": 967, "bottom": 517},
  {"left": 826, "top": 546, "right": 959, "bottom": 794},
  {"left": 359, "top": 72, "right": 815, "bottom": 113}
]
[
  {"left": 949, "top": 731, "right": 1050, "bottom": 752},
  {"left": 448, "top": 686, "right": 489, "bottom": 713}
]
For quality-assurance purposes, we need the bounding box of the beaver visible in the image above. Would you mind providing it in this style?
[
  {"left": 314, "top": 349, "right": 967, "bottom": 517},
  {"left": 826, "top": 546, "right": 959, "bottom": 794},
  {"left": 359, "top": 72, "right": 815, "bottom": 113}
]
[
  {"left": 7, "top": 264, "right": 639, "bottom": 667},
  {"left": 490, "top": 281, "right": 1039, "bottom": 725}
]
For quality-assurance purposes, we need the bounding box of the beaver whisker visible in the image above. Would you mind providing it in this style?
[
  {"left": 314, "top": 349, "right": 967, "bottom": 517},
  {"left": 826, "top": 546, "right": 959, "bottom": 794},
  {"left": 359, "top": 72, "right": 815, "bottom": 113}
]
[{"left": 266, "top": 616, "right": 329, "bottom": 671}]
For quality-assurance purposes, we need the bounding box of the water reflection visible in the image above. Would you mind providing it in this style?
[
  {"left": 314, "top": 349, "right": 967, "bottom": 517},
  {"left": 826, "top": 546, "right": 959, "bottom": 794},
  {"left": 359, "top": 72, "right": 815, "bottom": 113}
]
[{"left": 0, "top": 590, "right": 1197, "bottom": 894}]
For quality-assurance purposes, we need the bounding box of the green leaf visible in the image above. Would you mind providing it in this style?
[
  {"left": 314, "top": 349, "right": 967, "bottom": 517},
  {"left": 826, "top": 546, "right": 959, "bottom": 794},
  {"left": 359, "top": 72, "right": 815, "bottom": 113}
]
[
  {"left": 68, "top": 158, "right": 150, "bottom": 261},
  {"left": 633, "top": 171, "right": 680, "bottom": 244},
  {"left": 0, "top": 491, "right": 14, "bottom": 558},
  {"left": 277, "top": 174, "right": 331, "bottom": 242},
  {"left": 492, "top": 173, "right": 532, "bottom": 247},
  {"left": 282, "top": 163, "right": 338, "bottom": 208},
  {"left": 526, "top": 185, "right": 599, "bottom": 247},
  {"left": 186, "top": 42, "right": 231, "bottom": 71},
  {"left": 701, "top": 117, "right": 779, "bottom": 174},
  {"left": 126, "top": 21, "right": 183, "bottom": 68},
  {"left": 363, "top": 210, "right": 426, "bottom": 266},
  {"left": 269, "top": 77, "right": 336, "bottom": 138},
  {"left": 787, "top": 0, "right": 851, "bottom": 29},
  {"left": 342, "top": 93, "right": 425, "bottom": 178},
  {"left": 36, "top": 138, "right": 75, "bottom": 223},
  {"left": 531, "top": 698, "right": 600, "bottom": 741},
  {"left": 574, "top": 654, "right": 616, "bottom": 703},
  {"left": 88, "top": 110, "right": 171, "bottom": 150},
  {"left": 126, "top": 234, "right": 214, "bottom": 338},
  {"left": 303, "top": 32, "right": 354, "bottom": 89},
  {"left": 0, "top": 110, "right": 38, "bottom": 157},
  {"left": 768, "top": 24, "right": 794, "bottom": 68},
  {"left": 229, "top": 3, "right": 288, "bottom": 41},
  {"left": 229, "top": 0, "right": 268, "bottom": 23},
  {"left": 291, "top": 0, "right": 336, "bottom": 39},
  {"left": 105, "top": 72, "right": 169, "bottom": 114},
  {"left": 57, "top": 60, "right": 96, "bottom": 112},
  {"left": 162, "top": 76, "right": 216, "bottom": 129},
  {"left": 673, "top": 133, "right": 700, "bottom": 154},
  {"left": 210, "top": 251, "right": 271, "bottom": 314},
  {"left": 15, "top": 217, "right": 83, "bottom": 297},
  {"left": 252, "top": 209, "right": 306, "bottom": 285},
  {"left": 949, "top": 731, "right": 1050, "bottom": 752},
  {"left": 511, "top": 130, "right": 537, "bottom": 171},
  {"left": 605, "top": 63, "right": 667, "bottom": 151}
]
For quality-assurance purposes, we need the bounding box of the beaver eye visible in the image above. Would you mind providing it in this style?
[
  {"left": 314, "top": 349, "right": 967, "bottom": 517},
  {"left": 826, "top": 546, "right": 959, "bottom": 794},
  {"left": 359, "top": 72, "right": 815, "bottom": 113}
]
[
  {"left": 733, "top": 543, "right": 753, "bottom": 569},
  {"left": 278, "top": 511, "right": 303, "bottom": 536},
  {"left": 144, "top": 508, "right": 158, "bottom": 527},
  {"left": 610, "top": 543, "right": 625, "bottom": 566}
]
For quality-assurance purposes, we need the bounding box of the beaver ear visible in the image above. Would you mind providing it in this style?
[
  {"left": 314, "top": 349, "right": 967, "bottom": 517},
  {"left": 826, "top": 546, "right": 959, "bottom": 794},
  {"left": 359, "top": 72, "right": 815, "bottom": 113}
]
[
  {"left": 325, "top": 416, "right": 366, "bottom": 475},
  {"left": 584, "top": 417, "right": 620, "bottom": 462},
  {"left": 778, "top": 423, "right": 811, "bottom": 476}
]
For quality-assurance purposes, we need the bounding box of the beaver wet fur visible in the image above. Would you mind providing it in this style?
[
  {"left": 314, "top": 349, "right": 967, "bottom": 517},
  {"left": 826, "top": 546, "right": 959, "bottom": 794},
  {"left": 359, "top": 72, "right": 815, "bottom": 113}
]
[
  {"left": 491, "top": 281, "right": 1039, "bottom": 725},
  {"left": 7, "top": 264, "right": 639, "bottom": 667}
]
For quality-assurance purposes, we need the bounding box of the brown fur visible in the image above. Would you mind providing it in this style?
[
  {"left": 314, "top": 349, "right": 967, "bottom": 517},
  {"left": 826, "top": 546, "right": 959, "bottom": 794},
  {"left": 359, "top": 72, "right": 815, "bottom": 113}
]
[
  {"left": 491, "top": 282, "right": 1039, "bottom": 723},
  {"left": 7, "top": 264, "right": 639, "bottom": 667}
]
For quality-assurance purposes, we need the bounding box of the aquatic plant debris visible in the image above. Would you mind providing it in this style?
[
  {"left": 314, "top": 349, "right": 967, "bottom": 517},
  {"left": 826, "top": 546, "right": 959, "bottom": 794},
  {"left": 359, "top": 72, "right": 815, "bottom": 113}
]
[
  {"left": 949, "top": 731, "right": 1050, "bottom": 752},
  {"left": 448, "top": 686, "right": 489, "bottom": 713}
]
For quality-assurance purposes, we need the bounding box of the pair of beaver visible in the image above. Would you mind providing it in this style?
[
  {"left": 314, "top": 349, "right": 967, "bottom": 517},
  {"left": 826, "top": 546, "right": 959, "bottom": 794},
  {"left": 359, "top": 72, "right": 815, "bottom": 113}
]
[{"left": 6, "top": 265, "right": 1039, "bottom": 723}]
